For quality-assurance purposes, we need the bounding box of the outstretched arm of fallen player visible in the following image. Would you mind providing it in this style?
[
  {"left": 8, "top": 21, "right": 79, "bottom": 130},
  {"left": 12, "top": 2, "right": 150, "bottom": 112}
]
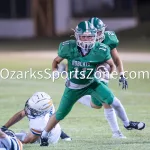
[{"left": 2, "top": 110, "right": 26, "bottom": 130}]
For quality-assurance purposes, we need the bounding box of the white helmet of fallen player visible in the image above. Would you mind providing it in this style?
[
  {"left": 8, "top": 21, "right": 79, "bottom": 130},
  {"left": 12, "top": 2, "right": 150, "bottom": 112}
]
[{"left": 24, "top": 92, "right": 53, "bottom": 119}]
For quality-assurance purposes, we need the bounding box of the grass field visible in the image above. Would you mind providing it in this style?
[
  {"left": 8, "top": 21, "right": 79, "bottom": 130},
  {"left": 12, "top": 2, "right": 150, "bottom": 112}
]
[{"left": 0, "top": 51, "right": 150, "bottom": 150}]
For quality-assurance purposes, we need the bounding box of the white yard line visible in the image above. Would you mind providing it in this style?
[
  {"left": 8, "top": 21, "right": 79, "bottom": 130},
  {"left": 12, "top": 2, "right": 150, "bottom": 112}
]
[
  {"left": 113, "top": 90, "right": 150, "bottom": 96},
  {"left": 0, "top": 51, "right": 57, "bottom": 60},
  {"left": 0, "top": 51, "right": 150, "bottom": 62},
  {"left": 119, "top": 52, "right": 150, "bottom": 62}
]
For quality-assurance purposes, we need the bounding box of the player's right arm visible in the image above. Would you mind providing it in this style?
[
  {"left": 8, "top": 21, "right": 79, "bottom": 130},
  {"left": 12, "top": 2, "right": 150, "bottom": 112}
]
[
  {"left": 2, "top": 110, "right": 26, "bottom": 129},
  {"left": 52, "top": 56, "right": 64, "bottom": 72},
  {"left": 106, "top": 58, "right": 115, "bottom": 74},
  {"left": 52, "top": 40, "right": 71, "bottom": 72},
  {"left": 101, "top": 43, "right": 115, "bottom": 74}
]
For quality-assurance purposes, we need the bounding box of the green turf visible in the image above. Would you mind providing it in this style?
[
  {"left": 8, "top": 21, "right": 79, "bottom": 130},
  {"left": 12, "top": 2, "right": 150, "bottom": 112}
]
[{"left": 0, "top": 60, "right": 150, "bottom": 150}]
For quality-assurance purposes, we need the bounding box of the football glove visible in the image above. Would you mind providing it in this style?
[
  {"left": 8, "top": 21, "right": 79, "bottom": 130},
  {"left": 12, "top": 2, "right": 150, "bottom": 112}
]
[
  {"left": 40, "top": 136, "right": 49, "bottom": 146},
  {"left": 1, "top": 126, "right": 8, "bottom": 132},
  {"left": 119, "top": 75, "right": 128, "bottom": 89},
  {"left": 4, "top": 129, "right": 16, "bottom": 137},
  {"left": 52, "top": 71, "right": 60, "bottom": 79}
]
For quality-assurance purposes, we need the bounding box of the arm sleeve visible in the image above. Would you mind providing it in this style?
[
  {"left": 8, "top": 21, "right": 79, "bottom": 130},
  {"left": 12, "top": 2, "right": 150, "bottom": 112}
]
[
  {"left": 110, "top": 35, "right": 119, "bottom": 50},
  {"left": 105, "top": 47, "right": 111, "bottom": 61},
  {"left": 0, "top": 135, "right": 12, "bottom": 149},
  {"left": 106, "top": 31, "right": 119, "bottom": 50},
  {"left": 58, "top": 41, "right": 70, "bottom": 59}
]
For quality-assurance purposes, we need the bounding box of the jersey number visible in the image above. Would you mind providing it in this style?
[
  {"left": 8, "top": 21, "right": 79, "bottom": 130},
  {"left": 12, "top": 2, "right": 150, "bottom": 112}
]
[
  {"left": 62, "top": 41, "right": 69, "bottom": 46},
  {"left": 107, "top": 31, "right": 115, "bottom": 36}
]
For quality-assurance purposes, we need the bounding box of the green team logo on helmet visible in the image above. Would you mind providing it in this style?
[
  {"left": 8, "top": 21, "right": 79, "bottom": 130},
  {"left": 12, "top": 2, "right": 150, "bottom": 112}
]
[
  {"left": 75, "top": 21, "right": 97, "bottom": 51},
  {"left": 89, "top": 17, "right": 106, "bottom": 42}
]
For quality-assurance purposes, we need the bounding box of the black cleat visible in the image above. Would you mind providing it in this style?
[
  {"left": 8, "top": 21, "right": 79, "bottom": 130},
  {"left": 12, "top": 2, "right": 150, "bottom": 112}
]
[
  {"left": 124, "top": 121, "right": 145, "bottom": 130},
  {"left": 60, "top": 131, "right": 72, "bottom": 141},
  {"left": 40, "top": 137, "right": 49, "bottom": 146}
]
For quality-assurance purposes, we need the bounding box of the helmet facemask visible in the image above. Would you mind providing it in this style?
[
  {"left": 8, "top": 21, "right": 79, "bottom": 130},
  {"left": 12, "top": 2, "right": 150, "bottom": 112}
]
[
  {"left": 24, "top": 100, "right": 46, "bottom": 119},
  {"left": 24, "top": 92, "right": 53, "bottom": 119},
  {"left": 75, "top": 31, "right": 97, "bottom": 49},
  {"left": 75, "top": 23, "right": 97, "bottom": 55},
  {"left": 97, "top": 25, "right": 106, "bottom": 43}
]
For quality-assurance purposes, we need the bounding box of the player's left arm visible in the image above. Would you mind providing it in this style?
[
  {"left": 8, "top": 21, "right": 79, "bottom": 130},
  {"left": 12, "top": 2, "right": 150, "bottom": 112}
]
[
  {"left": 106, "top": 58, "right": 115, "bottom": 74},
  {"left": 52, "top": 56, "right": 64, "bottom": 72},
  {"left": 111, "top": 48, "right": 128, "bottom": 89},
  {"left": 111, "top": 48, "right": 124, "bottom": 75},
  {"left": 104, "top": 45, "right": 115, "bottom": 74}
]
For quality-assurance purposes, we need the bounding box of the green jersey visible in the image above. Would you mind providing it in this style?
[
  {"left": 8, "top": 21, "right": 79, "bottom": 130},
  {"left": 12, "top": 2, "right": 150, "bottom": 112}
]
[
  {"left": 102, "top": 31, "right": 119, "bottom": 50},
  {"left": 58, "top": 40, "right": 111, "bottom": 85}
]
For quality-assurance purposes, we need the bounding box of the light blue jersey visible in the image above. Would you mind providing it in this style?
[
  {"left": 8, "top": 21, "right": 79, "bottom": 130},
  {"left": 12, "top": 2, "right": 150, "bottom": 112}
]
[{"left": 0, "top": 135, "right": 22, "bottom": 150}]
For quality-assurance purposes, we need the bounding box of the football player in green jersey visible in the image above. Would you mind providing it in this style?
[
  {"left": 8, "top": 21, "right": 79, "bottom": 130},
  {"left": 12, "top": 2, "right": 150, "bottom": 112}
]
[
  {"left": 89, "top": 17, "right": 126, "bottom": 85},
  {"left": 77, "top": 17, "right": 145, "bottom": 138},
  {"left": 40, "top": 21, "right": 145, "bottom": 146}
]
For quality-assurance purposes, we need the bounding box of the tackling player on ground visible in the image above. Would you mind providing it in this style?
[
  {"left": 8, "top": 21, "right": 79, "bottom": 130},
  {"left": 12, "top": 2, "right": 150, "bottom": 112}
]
[
  {"left": 40, "top": 21, "right": 145, "bottom": 146},
  {"left": 1, "top": 92, "right": 71, "bottom": 145}
]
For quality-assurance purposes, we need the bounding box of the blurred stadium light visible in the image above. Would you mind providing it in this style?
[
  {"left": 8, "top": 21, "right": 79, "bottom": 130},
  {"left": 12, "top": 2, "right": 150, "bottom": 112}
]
[{"left": 0, "top": 0, "right": 149, "bottom": 38}]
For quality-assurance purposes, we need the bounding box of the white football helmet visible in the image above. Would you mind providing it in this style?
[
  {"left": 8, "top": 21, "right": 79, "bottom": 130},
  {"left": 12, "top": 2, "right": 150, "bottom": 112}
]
[{"left": 24, "top": 92, "right": 53, "bottom": 119}]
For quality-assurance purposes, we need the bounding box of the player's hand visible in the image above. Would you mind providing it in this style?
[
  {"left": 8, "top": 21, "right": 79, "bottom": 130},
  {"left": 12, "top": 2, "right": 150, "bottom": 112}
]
[
  {"left": 119, "top": 75, "right": 128, "bottom": 89},
  {"left": 40, "top": 136, "right": 49, "bottom": 146},
  {"left": 1, "top": 126, "right": 8, "bottom": 132},
  {"left": 52, "top": 71, "right": 60, "bottom": 79}
]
